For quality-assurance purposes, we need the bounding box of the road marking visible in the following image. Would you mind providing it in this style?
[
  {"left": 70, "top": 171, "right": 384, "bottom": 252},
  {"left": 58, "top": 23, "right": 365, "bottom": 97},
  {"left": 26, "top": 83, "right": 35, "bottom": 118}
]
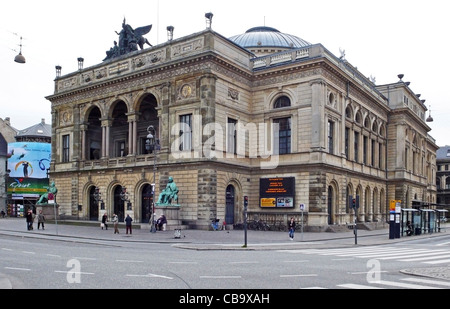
[
  {"left": 55, "top": 271, "right": 95, "bottom": 275},
  {"left": 200, "top": 276, "right": 242, "bottom": 279},
  {"left": 72, "top": 257, "right": 97, "bottom": 261},
  {"left": 127, "top": 273, "right": 173, "bottom": 280},
  {"left": 116, "top": 260, "right": 144, "bottom": 263},
  {"left": 4, "top": 267, "right": 30, "bottom": 271},
  {"left": 22, "top": 251, "right": 35, "bottom": 255},
  {"left": 283, "top": 260, "right": 310, "bottom": 263},
  {"left": 371, "top": 280, "right": 443, "bottom": 289},
  {"left": 338, "top": 283, "right": 384, "bottom": 289},
  {"left": 46, "top": 254, "right": 61, "bottom": 258},
  {"left": 280, "top": 274, "right": 318, "bottom": 278},
  {"left": 169, "top": 261, "right": 198, "bottom": 264},
  {"left": 425, "top": 259, "right": 450, "bottom": 264},
  {"left": 400, "top": 254, "right": 450, "bottom": 262},
  {"left": 1, "top": 248, "right": 12, "bottom": 251},
  {"left": 229, "top": 261, "right": 259, "bottom": 264}
]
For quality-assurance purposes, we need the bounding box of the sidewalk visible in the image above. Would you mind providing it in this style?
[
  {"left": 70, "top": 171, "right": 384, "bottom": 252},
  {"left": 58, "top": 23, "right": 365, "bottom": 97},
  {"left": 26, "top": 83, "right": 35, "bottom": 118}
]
[{"left": 0, "top": 217, "right": 447, "bottom": 249}]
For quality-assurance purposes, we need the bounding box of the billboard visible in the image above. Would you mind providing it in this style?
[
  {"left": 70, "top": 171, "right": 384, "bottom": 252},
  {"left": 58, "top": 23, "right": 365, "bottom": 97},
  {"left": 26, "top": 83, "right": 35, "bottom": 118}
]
[
  {"left": 259, "top": 177, "right": 295, "bottom": 208},
  {"left": 7, "top": 142, "right": 51, "bottom": 195}
]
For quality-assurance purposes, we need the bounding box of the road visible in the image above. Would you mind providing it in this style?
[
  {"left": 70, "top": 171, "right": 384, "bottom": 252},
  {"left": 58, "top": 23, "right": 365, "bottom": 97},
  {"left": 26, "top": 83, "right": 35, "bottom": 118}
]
[{"left": 1, "top": 233, "right": 450, "bottom": 290}]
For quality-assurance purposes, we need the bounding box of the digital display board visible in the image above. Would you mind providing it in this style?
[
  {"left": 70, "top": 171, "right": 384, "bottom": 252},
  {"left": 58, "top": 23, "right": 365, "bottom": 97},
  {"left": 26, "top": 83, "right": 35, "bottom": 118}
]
[{"left": 259, "top": 177, "right": 295, "bottom": 208}]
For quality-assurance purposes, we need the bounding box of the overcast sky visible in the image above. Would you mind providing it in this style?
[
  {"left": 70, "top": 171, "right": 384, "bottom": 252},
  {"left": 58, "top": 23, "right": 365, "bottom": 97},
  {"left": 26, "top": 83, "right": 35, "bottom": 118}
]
[{"left": 1, "top": 0, "right": 449, "bottom": 146}]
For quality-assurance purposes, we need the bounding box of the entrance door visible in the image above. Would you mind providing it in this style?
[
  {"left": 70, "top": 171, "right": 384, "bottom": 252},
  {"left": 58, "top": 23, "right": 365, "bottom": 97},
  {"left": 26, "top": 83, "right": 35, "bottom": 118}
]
[
  {"left": 89, "top": 187, "right": 99, "bottom": 221},
  {"left": 225, "top": 185, "right": 235, "bottom": 225},
  {"left": 327, "top": 186, "right": 333, "bottom": 225},
  {"left": 141, "top": 184, "right": 153, "bottom": 223},
  {"left": 114, "top": 186, "right": 125, "bottom": 222}
]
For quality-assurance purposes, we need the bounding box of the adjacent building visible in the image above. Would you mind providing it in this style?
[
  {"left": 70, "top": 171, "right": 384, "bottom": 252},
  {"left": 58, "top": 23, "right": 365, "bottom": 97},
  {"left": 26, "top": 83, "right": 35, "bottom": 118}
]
[{"left": 45, "top": 18, "right": 438, "bottom": 230}]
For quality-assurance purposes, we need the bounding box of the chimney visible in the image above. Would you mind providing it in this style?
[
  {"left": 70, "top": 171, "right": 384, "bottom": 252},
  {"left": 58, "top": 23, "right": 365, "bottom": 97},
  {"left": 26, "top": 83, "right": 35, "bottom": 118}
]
[
  {"left": 41, "top": 118, "right": 45, "bottom": 124},
  {"left": 5, "top": 117, "right": 10, "bottom": 126}
]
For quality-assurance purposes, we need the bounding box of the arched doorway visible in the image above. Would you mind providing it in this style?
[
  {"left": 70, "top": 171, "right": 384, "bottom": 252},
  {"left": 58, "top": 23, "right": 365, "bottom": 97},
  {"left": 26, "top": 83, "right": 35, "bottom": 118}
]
[
  {"left": 89, "top": 186, "right": 99, "bottom": 221},
  {"left": 225, "top": 185, "right": 235, "bottom": 225},
  {"left": 114, "top": 186, "right": 125, "bottom": 222},
  {"left": 141, "top": 184, "right": 153, "bottom": 223}
]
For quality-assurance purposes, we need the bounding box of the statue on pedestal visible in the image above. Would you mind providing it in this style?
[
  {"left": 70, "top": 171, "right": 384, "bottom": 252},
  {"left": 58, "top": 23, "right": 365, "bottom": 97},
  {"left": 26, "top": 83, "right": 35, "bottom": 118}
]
[
  {"left": 103, "top": 18, "right": 152, "bottom": 61},
  {"left": 156, "top": 176, "right": 179, "bottom": 206},
  {"left": 37, "top": 181, "right": 58, "bottom": 205}
]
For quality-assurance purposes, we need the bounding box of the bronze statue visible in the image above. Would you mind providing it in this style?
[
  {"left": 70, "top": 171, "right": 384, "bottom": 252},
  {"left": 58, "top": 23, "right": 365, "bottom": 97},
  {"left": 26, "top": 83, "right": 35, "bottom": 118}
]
[
  {"left": 156, "top": 177, "right": 179, "bottom": 205},
  {"left": 37, "top": 181, "right": 58, "bottom": 205},
  {"left": 104, "top": 18, "right": 152, "bottom": 61}
]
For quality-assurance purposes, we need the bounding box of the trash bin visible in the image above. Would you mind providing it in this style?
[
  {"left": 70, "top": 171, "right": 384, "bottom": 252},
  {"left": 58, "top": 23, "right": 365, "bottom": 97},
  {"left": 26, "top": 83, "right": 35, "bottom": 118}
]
[
  {"left": 174, "top": 229, "right": 181, "bottom": 239},
  {"left": 415, "top": 227, "right": 421, "bottom": 235}
]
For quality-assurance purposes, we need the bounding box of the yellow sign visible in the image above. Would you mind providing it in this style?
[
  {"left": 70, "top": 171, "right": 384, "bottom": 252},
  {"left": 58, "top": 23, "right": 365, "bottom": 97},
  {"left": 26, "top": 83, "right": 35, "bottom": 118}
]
[
  {"left": 390, "top": 200, "right": 401, "bottom": 212},
  {"left": 261, "top": 198, "right": 276, "bottom": 208}
]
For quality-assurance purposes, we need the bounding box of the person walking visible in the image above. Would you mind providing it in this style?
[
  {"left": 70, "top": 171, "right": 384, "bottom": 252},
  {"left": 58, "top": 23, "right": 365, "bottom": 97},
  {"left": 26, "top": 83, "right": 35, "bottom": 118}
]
[
  {"left": 26, "top": 209, "right": 33, "bottom": 230},
  {"left": 102, "top": 213, "right": 108, "bottom": 230},
  {"left": 288, "top": 217, "right": 296, "bottom": 240},
  {"left": 112, "top": 213, "right": 119, "bottom": 234},
  {"left": 37, "top": 210, "right": 45, "bottom": 230},
  {"left": 125, "top": 214, "right": 133, "bottom": 235}
]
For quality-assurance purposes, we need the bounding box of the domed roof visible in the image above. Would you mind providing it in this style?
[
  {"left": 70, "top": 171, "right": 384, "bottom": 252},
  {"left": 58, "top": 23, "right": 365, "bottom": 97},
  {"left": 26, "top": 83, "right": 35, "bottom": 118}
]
[{"left": 229, "top": 26, "right": 311, "bottom": 50}]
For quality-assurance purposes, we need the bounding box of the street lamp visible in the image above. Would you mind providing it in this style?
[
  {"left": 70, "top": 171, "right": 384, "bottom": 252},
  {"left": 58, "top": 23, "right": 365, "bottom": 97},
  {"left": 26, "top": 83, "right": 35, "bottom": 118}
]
[
  {"left": 146, "top": 125, "right": 160, "bottom": 233},
  {"left": 120, "top": 186, "right": 131, "bottom": 210},
  {"left": 93, "top": 187, "right": 103, "bottom": 210}
]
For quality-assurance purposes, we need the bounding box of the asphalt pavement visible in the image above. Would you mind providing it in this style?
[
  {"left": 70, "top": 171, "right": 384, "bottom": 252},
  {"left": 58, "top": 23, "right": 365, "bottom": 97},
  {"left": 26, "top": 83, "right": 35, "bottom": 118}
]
[{"left": 0, "top": 217, "right": 449, "bottom": 288}]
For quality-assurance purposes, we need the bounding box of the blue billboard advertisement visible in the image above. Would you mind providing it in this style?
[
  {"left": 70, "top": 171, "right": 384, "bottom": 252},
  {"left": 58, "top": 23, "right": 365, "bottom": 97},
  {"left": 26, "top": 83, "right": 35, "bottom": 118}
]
[{"left": 7, "top": 142, "right": 51, "bottom": 195}]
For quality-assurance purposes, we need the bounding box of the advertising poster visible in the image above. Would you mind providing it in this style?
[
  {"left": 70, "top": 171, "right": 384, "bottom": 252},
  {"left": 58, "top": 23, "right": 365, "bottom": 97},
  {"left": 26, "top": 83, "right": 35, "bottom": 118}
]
[{"left": 7, "top": 142, "right": 51, "bottom": 196}]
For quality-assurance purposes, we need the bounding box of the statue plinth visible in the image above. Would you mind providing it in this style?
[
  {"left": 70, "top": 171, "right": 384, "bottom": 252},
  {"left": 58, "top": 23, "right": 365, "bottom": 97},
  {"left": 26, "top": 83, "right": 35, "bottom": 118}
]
[{"left": 35, "top": 204, "right": 60, "bottom": 220}]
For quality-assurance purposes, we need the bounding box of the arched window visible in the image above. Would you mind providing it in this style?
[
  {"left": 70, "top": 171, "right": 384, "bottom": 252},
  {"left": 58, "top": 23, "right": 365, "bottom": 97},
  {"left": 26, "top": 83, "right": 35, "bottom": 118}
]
[{"left": 274, "top": 96, "right": 291, "bottom": 109}]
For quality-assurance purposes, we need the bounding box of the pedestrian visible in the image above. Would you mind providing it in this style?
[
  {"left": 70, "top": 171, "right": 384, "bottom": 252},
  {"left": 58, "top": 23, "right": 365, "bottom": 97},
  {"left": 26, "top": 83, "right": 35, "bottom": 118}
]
[
  {"left": 102, "top": 213, "right": 108, "bottom": 230},
  {"left": 37, "top": 210, "right": 45, "bottom": 230},
  {"left": 112, "top": 213, "right": 119, "bottom": 234},
  {"left": 26, "top": 209, "right": 33, "bottom": 230},
  {"left": 288, "top": 217, "right": 296, "bottom": 240},
  {"left": 156, "top": 214, "right": 167, "bottom": 231},
  {"left": 125, "top": 214, "right": 133, "bottom": 235},
  {"left": 0, "top": 210, "right": 5, "bottom": 218}
]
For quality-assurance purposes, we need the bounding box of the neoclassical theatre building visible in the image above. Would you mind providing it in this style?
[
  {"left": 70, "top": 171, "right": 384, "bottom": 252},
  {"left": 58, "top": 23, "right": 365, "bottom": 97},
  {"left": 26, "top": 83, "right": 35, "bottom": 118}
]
[{"left": 46, "top": 17, "right": 438, "bottom": 230}]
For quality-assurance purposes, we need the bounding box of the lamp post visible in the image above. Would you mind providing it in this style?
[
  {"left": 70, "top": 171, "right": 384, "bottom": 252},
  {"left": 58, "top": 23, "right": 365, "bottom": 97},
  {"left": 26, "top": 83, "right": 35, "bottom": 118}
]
[{"left": 146, "top": 125, "right": 159, "bottom": 233}]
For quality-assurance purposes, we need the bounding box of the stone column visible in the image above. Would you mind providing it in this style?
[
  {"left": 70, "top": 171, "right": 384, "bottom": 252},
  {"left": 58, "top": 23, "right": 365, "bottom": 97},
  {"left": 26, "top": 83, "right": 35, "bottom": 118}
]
[{"left": 310, "top": 79, "right": 326, "bottom": 152}]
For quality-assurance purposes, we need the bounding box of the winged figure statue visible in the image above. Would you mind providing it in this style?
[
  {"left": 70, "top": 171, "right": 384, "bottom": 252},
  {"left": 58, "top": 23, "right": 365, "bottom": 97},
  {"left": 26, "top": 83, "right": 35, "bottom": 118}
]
[{"left": 103, "top": 18, "right": 152, "bottom": 61}]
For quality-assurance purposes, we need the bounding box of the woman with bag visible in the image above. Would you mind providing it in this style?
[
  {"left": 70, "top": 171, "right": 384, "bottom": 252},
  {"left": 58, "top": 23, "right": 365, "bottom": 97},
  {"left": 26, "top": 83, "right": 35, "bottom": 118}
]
[{"left": 101, "top": 213, "right": 108, "bottom": 230}]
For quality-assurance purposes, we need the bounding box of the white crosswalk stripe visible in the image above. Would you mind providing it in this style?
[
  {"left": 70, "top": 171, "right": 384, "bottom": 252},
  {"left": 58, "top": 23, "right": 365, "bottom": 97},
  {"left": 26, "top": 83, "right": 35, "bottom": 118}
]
[
  {"left": 284, "top": 246, "right": 450, "bottom": 265},
  {"left": 304, "top": 278, "right": 450, "bottom": 289}
]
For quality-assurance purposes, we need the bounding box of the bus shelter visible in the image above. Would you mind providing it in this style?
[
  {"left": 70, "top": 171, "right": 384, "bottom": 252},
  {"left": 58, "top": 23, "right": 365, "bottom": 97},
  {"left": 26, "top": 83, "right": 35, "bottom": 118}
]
[
  {"left": 420, "top": 209, "right": 436, "bottom": 234},
  {"left": 401, "top": 209, "right": 420, "bottom": 236},
  {"left": 435, "top": 209, "right": 448, "bottom": 232}
]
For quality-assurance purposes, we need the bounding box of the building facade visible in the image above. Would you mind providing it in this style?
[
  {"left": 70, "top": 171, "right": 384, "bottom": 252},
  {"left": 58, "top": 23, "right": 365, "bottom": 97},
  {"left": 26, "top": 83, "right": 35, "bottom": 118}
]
[
  {"left": 46, "top": 22, "right": 438, "bottom": 230},
  {"left": 436, "top": 146, "right": 450, "bottom": 212}
]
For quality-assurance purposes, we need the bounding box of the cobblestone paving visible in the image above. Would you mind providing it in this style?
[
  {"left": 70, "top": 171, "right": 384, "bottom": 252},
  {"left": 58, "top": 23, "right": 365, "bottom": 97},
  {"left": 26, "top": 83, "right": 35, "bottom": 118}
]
[{"left": 401, "top": 267, "right": 450, "bottom": 281}]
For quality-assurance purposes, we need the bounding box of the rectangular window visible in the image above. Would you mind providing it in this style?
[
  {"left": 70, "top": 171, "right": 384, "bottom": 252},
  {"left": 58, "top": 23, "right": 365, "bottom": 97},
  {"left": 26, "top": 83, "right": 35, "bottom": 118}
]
[
  {"left": 273, "top": 118, "right": 291, "bottom": 155},
  {"left": 363, "top": 136, "right": 368, "bottom": 165},
  {"left": 328, "top": 121, "right": 334, "bottom": 155},
  {"left": 179, "top": 114, "right": 192, "bottom": 151},
  {"left": 371, "top": 139, "right": 376, "bottom": 167},
  {"left": 354, "top": 132, "right": 359, "bottom": 162},
  {"left": 345, "top": 128, "right": 350, "bottom": 159},
  {"left": 62, "top": 135, "right": 70, "bottom": 163},
  {"left": 227, "top": 118, "right": 237, "bottom": 155}
]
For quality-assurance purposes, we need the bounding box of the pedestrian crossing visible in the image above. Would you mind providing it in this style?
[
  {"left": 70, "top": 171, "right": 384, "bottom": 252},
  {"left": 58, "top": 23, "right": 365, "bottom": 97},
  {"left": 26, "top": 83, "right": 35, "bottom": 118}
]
[
  {"left": 303, "top": 277, "right": 450, "bottom": 289},
  {"left": 284, "top": 246, "right": 450, "bottom": 265}
]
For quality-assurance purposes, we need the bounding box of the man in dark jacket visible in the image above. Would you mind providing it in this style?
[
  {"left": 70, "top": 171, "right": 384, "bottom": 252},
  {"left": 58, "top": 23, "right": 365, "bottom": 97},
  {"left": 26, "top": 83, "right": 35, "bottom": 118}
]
[{"left": 125, "top": 214, "right": 133, "bottom": 235}]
